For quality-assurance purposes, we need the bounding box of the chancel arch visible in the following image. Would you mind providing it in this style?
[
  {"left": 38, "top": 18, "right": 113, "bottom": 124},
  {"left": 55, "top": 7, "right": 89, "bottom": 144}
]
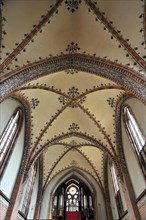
[
  {"left": 40, "top": 168, "right": 107, "bottom": 220},
  {"left": 1, "top": 55, "right": 146, "bottom": 103}
]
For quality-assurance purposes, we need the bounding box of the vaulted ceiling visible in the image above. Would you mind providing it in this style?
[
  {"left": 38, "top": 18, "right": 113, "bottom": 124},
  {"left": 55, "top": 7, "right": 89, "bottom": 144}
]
[{"left": 0, "top": 0, "right": 146, "bottom": 193}]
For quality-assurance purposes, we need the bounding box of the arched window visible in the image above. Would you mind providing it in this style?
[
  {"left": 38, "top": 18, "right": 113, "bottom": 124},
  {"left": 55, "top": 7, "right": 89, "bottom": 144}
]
[
  {"left": 52, "top": 178, "right": 94, "bottom": 219},
  {"left": 110, "top": 162, "right": 124, "bottom": 216},
  {"left": 66, "top": 185, "right": 79, "bottom": 211},
  {"left": 0, "top": 107, "right": 23, "bottom": 176},
  {"left": 123, "top": 105, "right": 146, "bottom": 176},
  {"left": 19, "top": 163, "right": 37, "bottom": 217}
]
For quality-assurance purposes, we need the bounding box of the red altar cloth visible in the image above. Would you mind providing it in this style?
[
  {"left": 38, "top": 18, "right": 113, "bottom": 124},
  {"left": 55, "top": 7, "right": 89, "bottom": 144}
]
[{"left": 66, "top": 212, "right": 81, "bottom": 220}]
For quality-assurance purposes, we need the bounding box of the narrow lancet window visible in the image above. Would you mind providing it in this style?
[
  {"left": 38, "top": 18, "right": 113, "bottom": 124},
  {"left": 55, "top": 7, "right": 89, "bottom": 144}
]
[
  {"left": 110, "top": 162, "right": 124, "bottom": 216},
  {"left": 0, "top": 107, "right": 23, "bottom": 175},
  {"left": 123, "top": 106, "right": 146, "bottom": 176}
]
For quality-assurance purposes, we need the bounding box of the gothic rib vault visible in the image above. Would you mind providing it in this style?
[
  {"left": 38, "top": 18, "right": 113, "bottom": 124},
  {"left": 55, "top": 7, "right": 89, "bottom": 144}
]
[{"left": 0, "top": 0, "right": 146, "bottom": 199}]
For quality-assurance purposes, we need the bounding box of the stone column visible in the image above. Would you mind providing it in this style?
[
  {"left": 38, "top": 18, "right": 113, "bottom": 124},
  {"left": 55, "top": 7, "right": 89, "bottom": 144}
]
[
  {"left": 104, "top": 155, "right": 113, "bottom": 220},
  {"left": 81, "top": 187, "right": 84, "bottom": 211},
  {"left": 48, "top": 194, "right": 53, "bottom": 220},
  {"left": 121, "top": 171, "right": 141, "bottom": 220},
  {"left": 105, "top": 198, "right": 113, "bottom": 220},
  {"left": 33, "top": 199, "right": 41, "bottom": 220}
]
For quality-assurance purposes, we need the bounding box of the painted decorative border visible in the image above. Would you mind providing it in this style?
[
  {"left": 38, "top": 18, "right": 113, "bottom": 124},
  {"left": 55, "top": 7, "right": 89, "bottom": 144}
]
[
  {"left": 115, "top": 94, "right": 132, "bottom": 174},
  {"left": 12, "top": 95, "right": 31, "bottom": 175},
  {"left": 84, "top": 0, "right": 146, "bottom": 70},
  {"left": 0, "top": 0, "right": 64, "bottom": 72},
  {"left": 0, "top": 54, "right": 146, "bottom": 103}
]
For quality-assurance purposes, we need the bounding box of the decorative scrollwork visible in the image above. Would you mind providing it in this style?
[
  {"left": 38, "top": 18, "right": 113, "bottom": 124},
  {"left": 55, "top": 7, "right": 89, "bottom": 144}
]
[{"left": 65, "top": 0, "right": 82, "bottom": 13}]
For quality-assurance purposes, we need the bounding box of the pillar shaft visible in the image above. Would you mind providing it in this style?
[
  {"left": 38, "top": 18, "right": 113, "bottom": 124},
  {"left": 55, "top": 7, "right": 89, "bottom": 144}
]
[
  {"left": 122, "top": 171, "right": 141, "bottom": 220},
  {"left": 105, "top": 199, "right": 113, "bottom": 220},
  {"left": 33, "top": 201, "right": 41, "bottom": 220}
]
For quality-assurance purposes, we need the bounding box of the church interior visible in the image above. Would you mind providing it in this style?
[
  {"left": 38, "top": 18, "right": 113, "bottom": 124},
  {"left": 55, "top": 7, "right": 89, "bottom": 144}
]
[{"left": 0, "top": 0, "right": 146, "bottom": 219}]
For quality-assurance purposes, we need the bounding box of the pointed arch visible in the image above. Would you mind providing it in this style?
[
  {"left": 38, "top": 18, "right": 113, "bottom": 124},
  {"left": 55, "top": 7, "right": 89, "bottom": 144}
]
[{"left": 0, "top": 54, "right": 145, "bottom": 103}]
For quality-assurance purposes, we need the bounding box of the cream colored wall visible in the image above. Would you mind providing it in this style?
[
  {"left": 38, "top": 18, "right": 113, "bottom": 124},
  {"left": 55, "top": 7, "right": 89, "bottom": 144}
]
[
  {"left": 40, "top": 169, "right": 107, "bottom": 220},
  {"left": 122, "top": 98, "right": 145, "bottom": 198},
  {"left": 0, "top": 98, "right": 25, "bottom": 198},
  {"left": 27, "top": 167, "right": 39, "bottom": 219}
]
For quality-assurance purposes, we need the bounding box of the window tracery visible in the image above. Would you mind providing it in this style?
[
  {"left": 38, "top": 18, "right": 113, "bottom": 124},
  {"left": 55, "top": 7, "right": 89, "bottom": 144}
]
[{"left": 66, "top": 185, "right": 79, "bottom": 211}]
